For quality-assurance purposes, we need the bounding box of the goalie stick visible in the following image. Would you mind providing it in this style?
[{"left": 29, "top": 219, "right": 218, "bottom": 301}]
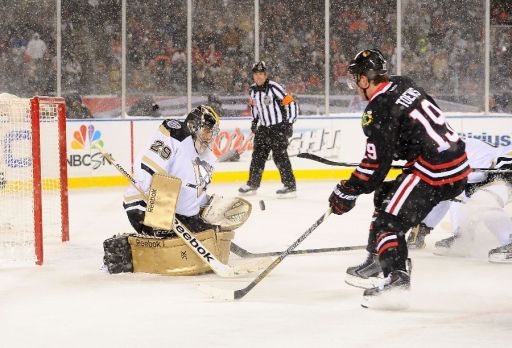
[
  {"left": 97, "top": 147, "right": 248, "bottom": 278},
  {"left": 229, "top": 241, "right": 365, "bottom": 258},
  {"left": 297, "top": 152, "right": 512, "bottom": 173},
  {"left": 200, "top": 209, "right": 332, "bottom": 300}
]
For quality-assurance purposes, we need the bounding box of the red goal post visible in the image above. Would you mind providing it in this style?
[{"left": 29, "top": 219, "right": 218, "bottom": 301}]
[
  {"left": 0, "top": 95, "right": 69, "bottom": 265},
  {"left": 31, "top": 97, "right": 69, "bottom": 265}
]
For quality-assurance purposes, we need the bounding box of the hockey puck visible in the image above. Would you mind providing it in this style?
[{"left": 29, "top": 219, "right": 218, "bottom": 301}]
[{"left": 259, "top": 200, "right": 266, "bottom": 211}]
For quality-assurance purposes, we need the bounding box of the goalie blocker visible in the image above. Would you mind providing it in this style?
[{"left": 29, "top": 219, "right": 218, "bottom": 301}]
[{"left": 104, "top": 195, "right": 252, "bottom": 275}]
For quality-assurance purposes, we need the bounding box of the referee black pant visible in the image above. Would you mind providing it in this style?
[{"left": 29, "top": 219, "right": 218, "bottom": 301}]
[{"left": 248, "top": 124, "right": 296, "bottom": 189}]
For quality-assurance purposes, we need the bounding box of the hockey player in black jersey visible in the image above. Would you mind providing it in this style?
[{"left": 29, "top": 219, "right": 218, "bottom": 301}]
[{"left": 327, "top": 49, "right": 470, "bottom": 308}]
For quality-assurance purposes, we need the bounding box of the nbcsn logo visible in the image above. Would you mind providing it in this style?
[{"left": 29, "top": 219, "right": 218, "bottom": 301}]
[
  {"left": 71, "top": 124, "right": 104, "bottom": 150},
  {"left": 68, "top": 125, "right": 106, "bottom": 170}
]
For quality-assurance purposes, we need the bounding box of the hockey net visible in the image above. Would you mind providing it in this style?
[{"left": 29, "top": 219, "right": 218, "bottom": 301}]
[{"left": 0, "top": 94, "right": 69, "bottom": 265}]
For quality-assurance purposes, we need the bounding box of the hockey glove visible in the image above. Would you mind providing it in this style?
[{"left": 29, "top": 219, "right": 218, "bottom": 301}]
[
  {"left": 251, "top": 121, "right": 258, "bottom": 134},
  {"left": 328, "top": 181, "right": 358, "bottom": 215}
]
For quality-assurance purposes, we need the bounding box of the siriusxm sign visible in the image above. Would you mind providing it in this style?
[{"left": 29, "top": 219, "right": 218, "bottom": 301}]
[{"left": 459, "top": 132, "right": 512, "bottom": 147}]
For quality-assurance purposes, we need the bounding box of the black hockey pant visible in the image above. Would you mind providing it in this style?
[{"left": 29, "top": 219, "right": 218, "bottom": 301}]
[{"left": 366, "top": 173, "right": 466, "bottom": 276}]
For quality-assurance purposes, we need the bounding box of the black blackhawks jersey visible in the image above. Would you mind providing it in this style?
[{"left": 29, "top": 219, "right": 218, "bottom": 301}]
[
  {"left": 249, "top": 79, "right": 298, "bottom": 126},
  {"left": 346, "top": 75, "right": 471, "bottom": 195}
]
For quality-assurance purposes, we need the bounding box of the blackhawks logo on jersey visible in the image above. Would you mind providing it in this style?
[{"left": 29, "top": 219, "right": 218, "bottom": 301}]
[{"left": 362, "top": 111, "right": 373, "bottom": 126}]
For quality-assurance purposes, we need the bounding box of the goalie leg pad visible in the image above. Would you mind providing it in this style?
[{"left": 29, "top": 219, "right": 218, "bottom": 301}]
[
  {"left": 144, "top": 174, "right": 182, "bottom": 230},
  {"left": 103, "top": 234, "right": 134, "bottom": 274},
  {"left": 128, "top": 230, "right": 234, "bottom": 276}
]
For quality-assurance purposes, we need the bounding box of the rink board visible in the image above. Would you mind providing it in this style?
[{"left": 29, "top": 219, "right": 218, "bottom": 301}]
[{"left": 6, "top": 114, "right": 508, "bottom": 189}]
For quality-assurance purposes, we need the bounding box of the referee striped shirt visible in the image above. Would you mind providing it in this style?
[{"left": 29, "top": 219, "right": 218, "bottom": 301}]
[{"left": 249, "top": 79, "right": 298, "bottom": 127}]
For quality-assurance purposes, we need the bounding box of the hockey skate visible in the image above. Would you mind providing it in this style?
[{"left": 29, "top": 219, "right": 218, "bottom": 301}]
[
  {"left": 238, "top": 184, "right": 258, "bottom": 195},
  {"left": 407, "top": 223, "right": 431, "bottom": 249},
  {"left": 488, "top": 242, "right": 512, "bottom": 263},
  {"left": 276, "top": 186, "right": 297, "bottom": 199},
  {"left": 433, "top": 234, "right": 465, "bottom": 256},
  {"left": 345, "top": 252, "right": 382, "bottom": 289},
  {"left": 361, "top": 270, "right": 411, "bottom": 310}
]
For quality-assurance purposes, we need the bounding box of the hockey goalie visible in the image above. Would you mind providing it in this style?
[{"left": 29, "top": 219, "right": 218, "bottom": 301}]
[{"left": 102, "top": 105, "right": 252, "bottom": 275}]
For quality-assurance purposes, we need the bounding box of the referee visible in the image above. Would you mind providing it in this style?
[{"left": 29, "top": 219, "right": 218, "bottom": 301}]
[{"left": 238, "top": 61, "right": 298, "bottom": 198}]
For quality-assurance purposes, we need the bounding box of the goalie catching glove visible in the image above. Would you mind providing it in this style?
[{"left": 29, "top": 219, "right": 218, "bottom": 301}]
[
  {"left": 329, "top": 180, "right": 358, "bottom": 215},
  {"left": 201, "top": 194, "right": 252, "bottom": 230}
]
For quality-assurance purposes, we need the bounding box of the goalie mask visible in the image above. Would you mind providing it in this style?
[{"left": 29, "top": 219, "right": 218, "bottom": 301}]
[{"left": 186, "top": 105, "right": 220, "bottom": 154}]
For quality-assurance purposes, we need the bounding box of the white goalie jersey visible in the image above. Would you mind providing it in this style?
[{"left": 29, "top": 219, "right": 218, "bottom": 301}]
[
  {"left": 422, "top": 138, "right": 512, "bottom": 229},
  {"left": 123, "top": 119, "right": 216, "bottom": 217}
]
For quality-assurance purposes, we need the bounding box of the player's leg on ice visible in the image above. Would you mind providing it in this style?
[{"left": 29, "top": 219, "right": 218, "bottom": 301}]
[
  {"left": 434, "top": 197, "right": 467, "bottom": 254},
  {"left": 239, "top": 126, "right": 271, "bottom": 195},
  {"left": 345, "top": 212, "right": 382, "bottom": 289},
  {"left": 407, "top": 200, "right": 451, "bottom": 249},
  {"left": 483, "top": 205, "right": 512, "bottom": 263},
  {"left": 435, "top": 182, "right": 511, "bottom": 258},
  {"left": 361, "top": 174, "right": 465, "bottom": 309},
  {"left": 345, "top": 181, "right": 397, "bottom": 288},
  {"left": 435, "top": 234, "right": 461, "bottom": 250},
  {"left": 238, "top": 183, "right": 258, "bottom": 194},
  {"left": 361, "top": 212, "right": 412, "bottom": 309},
  {"left": 270, "top": 124, "right": 297, "bottom": 198},
  {"left": 487, "top": 216, "right": 512, "bottom": 262},
  {"left": 489, "top": 241, "right": 512, "bottom": 263},
  {"left": 471, "top": 182, "right": 512, "bottom": 263},
  {"left": 406, "top": 223, "right": 432, "bottom": 249}
]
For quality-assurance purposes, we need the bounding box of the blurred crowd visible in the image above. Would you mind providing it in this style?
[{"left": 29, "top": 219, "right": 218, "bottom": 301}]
[
  {"left": 402, "top": 0, "right": 512, "bottom": 110},
  {"left": 0, "top": 0, "right": 511, "bottom": 115}
]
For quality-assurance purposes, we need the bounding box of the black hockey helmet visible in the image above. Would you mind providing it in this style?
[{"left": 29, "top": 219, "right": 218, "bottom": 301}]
[
  {"left": 251, "top": 61, "right": 267, "bottom": 73},
  {"left": 186, "top": 104, "right": 220, "bottom": 153},
  {"left": 186, "top": 104, "right": 220, "bottom": 135},
  {"left": 348, "top": 49, "right": 387, "bottom": 80}
]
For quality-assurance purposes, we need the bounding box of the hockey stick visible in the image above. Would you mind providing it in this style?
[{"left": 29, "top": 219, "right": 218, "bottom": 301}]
[
  {"left": 297, "top": 152, "right": 512, "bottom": 173},
  {"left": 97, "top": 147, "right": 240, "bottom": 278},
  {"left": 229, "top": 241, "right": 365, "bottom": 258},
  {"left": 200, "top": 209, "right": 332, "bottom": 300},
  {"left": 297, "top": 152, "right": 402, "bottom": 169}
]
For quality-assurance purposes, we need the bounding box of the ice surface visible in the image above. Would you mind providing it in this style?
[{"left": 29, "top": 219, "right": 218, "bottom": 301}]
[{"left": 1, "top": 181, "right": 511, "bottom": 347}]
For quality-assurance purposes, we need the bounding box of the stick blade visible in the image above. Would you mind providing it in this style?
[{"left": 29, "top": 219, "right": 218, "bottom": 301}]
[
  {"left": 231, "top": 257, "right": 273, "bottom": 275},
  {"left": 296, "top": 152, "right": 312, "bottom": 159},
  {"left": 234, "top": 288, "right": 249, "bottom": 300},
  {"left": 197, "top": 284, "right": 235, "bottom": 301}
]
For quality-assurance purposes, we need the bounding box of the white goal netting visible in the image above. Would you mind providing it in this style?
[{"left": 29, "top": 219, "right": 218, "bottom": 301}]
[{"left": 0, "top": 94, "right": 67, "bottom": 264}]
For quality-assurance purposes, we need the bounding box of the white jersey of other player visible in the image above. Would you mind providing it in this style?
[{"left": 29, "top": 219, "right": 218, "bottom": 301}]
[
  {"left": 123, "top": 119, "right": 216, "bottom": 217},
  {"left": 423, "top": 138, "right": 512, "bottom": 229},
  {"left": 465, "top": 138, "right": 512, "bottom": 183}
]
